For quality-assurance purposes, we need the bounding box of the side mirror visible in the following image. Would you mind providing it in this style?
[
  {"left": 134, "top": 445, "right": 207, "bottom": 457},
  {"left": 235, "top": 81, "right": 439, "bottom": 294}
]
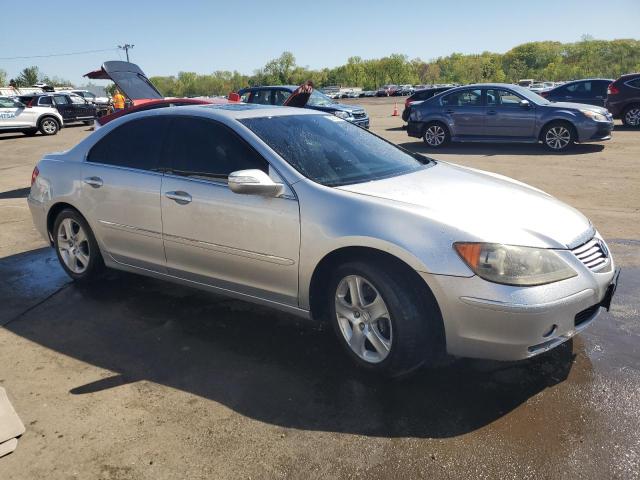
[
  {"left": 228, "top": 169, "right": 283, "bottom": 197},
  {"left": 520, "top": 99, "right": 531, "bottom": 108}
]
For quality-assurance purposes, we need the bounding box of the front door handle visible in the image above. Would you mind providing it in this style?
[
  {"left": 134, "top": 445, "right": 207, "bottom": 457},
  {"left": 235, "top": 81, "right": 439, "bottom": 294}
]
[
  {"left": 444, "top": 109, "right": 454, "bottom": 114},
  {"left": 83, "top": 176, "right": 103, "bottom": 188},
  {"left": 487, "top": 110, "right": 497, "bottom": 115},
  {"left": 165, "top": 191, "right": 192, "bottom": 205}
]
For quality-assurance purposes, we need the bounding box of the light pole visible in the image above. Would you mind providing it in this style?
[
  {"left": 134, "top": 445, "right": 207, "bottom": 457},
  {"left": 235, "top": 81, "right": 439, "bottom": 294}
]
[{"left": 117, "top": 44, "right": 134, "bottom": 62}]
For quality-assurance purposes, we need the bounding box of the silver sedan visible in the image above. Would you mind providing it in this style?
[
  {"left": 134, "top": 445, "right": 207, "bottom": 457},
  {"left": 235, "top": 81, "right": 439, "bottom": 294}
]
[{"left": 28, "top": 104, "right": 619, "bottom": 376}]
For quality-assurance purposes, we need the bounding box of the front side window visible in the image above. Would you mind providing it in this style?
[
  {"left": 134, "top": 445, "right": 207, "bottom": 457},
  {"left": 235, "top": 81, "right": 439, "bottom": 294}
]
[
  {"left": 566, "top": 82, "right": 591, "bottom": 96},
  {"left": 486, "top": 89, "right": 522, "bottom": 107},
  {"left": 241, "top": 114, "right": 429, "bottom": 187},
  {"left": 53, "top": 95, "right": 70, "bottom": 105},
  {"left": 273, "top": 89, "right": 291, "bottom": 106},
  {"left": 69, "top": 95, "right": 86, "bottom": 105},
  {"left": 441, "top": 89, "right": 482, "bottom": 106},
  {"left": 306, "top": 90, "right": 333, "bottom": 107},
  {"left": 87, "top": 117, "right": 169, "bottom": 171},
  {"left": 166, "top": 117, "right": 268, "bottom": 182}
]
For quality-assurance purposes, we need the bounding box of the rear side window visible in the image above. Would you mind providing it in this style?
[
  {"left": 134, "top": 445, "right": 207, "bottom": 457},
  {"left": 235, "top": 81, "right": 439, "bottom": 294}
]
[
  {"left": 165, "top": 117, "right": 268, "bottom": 182},
  {"left": 442, "top": 89, "right": 482, "bottom": 106},
  {"left": 53, "top": 95, "right": 70, "bottom": 105},
  {"left": 87, "top": 117, "right": 169, "bottom": 171},
  {"left": 627, "top": 78, "right": 640, "bottom": 89},
  {"left": 38, "top": 96, "right": 53, "bottom": 106},
  {"left": 248, "top": 90, "right": 272, "bottom": 105}
]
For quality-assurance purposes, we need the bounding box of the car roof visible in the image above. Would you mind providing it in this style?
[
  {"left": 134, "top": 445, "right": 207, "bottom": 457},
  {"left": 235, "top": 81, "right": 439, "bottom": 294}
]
[{"left": 240, "top": 85, "right": 298, "bottom": 92}]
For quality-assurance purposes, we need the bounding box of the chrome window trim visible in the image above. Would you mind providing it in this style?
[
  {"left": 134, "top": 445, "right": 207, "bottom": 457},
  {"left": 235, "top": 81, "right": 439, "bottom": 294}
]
[
  {"left": 82, "top": 158, "right": 165, "bottom": 177},
  {"left": 624, "top": 79, "right": 640, "bottom": 90}
]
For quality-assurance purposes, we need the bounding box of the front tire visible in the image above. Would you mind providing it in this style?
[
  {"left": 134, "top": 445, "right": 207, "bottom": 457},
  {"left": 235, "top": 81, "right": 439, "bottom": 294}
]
[
  {"left": 38, "top": 116, "right": 59, "bottom": 136},
  {"left": 542, "top": 121, "right": 575, "bottom": 151},
  {"left": 622, "top": 105, "right": 640, "bottom": 128},
  {"left": 328, "top": 261, "right": 444, "bottom": 377},
  {"left": 53, "top": 209, "right": 104, "bottom": 282},
  {"left": 422, "top": 122, "right": 450, "bottom": 148}
]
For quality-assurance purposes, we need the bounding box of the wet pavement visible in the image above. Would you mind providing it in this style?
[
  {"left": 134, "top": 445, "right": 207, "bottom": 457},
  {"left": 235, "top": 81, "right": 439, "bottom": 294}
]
[{"left": 1, "top": 113, "right": 639, "bottom": 479}]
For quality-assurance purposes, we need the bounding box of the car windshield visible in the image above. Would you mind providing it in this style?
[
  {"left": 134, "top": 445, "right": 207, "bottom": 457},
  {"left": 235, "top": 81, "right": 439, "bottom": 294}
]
[
  {"left": 306, "top": 90, "right": 333, "bottom": 107},
  {"left": 241, "top": 114, "right": 430, "bottom": 187},
  {"left": 510, "top": 85, "right": 550, "bottom": 105}
]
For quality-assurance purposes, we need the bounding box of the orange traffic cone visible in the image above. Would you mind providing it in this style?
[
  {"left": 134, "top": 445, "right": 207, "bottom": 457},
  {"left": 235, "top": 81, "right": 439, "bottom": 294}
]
[{"left": 391, "top": 102, "right": 399, "bottom": 117}]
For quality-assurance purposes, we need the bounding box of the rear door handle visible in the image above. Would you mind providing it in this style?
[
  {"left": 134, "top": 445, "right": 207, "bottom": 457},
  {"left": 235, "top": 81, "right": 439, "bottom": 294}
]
[
  {"left": 445, "top": 109, "right": 454, "bottom": 114},
  {"left": 165, "top": 191, "right": 192, "bottom": 205},
  {"left": 83, "top": 176, "right": 103, "bottom": 188},
  {"left": 487, "top": 110, "right": 497, "bottom": 115}
]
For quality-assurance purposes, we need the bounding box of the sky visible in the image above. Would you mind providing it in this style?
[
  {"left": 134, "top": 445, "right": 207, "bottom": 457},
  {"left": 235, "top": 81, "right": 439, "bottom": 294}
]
[{"left": 1, "top": 0, "right": 639, "bottom": 87}]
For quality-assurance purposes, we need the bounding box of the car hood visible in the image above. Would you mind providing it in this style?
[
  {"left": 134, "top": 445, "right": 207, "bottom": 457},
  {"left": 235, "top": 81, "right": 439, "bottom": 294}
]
[
  {"left": 337, "top": 162, "right": 593, "bottom": 249},
  {"left": 542, "top": 101, "right": 608, "bottom": 114}
]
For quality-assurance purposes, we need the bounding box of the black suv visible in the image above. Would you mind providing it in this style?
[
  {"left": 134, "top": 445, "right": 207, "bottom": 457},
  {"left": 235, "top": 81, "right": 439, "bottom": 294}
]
[
  {"left": 605, "top": 73, "right": 640, "bottom": 128},
  {"left": 402, "top": 86, "right": 452, "bottom": 121},
  {"left": 539, "top": 79, "right": 612, "bottom": 107},
  {"left": 18, "top": 93, "right": 97, "bottom": 125}
]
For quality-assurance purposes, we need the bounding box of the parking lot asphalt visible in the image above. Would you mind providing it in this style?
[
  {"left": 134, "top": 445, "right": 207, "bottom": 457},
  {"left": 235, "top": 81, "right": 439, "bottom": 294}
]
[{"left": 1, "top": 100, "right": 639, "bottom": 479}]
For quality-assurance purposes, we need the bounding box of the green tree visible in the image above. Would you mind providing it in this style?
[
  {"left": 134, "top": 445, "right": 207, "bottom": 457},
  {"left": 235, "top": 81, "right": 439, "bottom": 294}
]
[{"left": 16, "top": 66, "right": 40, "bottom": 87}]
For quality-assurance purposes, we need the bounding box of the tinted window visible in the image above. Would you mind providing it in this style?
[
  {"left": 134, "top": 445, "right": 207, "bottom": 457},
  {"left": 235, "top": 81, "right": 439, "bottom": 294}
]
[
  {"left": 566, "top": 81, "right": 591, "bottom": 96},
  {"left": 248, "top": 90, "right": 272, "bottom": 105},
  {"left": 241, "top": 114, "right": 428, "bottom": 187},
  {"left": 107, "top": 71, "right": 162, "bottom": 100},
  {"left": 486, "top": 89, "right": 522, "bottom": 107},
  {"left": 627, "top": 78, "right": 640, "bottom": 89},
  {"left": 273, "top": 89, "right": 291, "bottom": 105},
  {"left": 53, "top": 95, "right": 70, "bottom": 105},
  {"left": 69, "top": 95, "right": 86, "bottom": 104},
  {"left": 38, "top": 96, "right": 53, "bottom": 106},
  {"left": 166, "top": 117, "right": 268, "bottom": 181},
  {"left": 87, "top": 117, "right": 168, "bottom": 171},
  {"left": 442, "top": 89, "right": 482, "bottom": 106}
]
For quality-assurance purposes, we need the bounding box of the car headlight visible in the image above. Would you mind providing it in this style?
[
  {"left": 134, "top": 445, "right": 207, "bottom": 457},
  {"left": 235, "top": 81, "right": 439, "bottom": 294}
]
[
  {"left": 581, "top": 109, "right": 608, "bottom": 122},
  {"left": 454, "top": 242, "right": 577, "bottom": 286},
  {"left": 333, "top": 110, "right": 351, "bottom": 119}
]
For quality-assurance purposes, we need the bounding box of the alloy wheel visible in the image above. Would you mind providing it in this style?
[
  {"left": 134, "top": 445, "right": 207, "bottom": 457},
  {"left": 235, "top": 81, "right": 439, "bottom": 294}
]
[
  {"left": 57, "top": 218, "right": 90, "bottom": 274},
  {"left": 625, "top": 108, "right": 640, "bottom": 127},
  {"left": 545, "top": 126, "right": 571, "bottom": 150},
  {"left": 42, "top": 119, "right": 57, "bottom": 134},
  {"left": 335, "top": 275, "right": 393, "bottom": 363},
  {"left": 424, "top": 125, "right": 446, "bottom": 146}
]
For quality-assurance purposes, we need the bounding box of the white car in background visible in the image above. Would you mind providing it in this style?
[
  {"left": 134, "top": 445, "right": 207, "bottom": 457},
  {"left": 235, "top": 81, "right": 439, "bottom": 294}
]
[{"left": 0, "top": 96, "right": 63, "bottom": 136}]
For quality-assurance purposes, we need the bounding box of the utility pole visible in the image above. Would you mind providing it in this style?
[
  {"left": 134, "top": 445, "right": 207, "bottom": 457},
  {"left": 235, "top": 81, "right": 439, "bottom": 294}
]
[{"left": 117, "top": 44, "right": 134, "bottom": 62}]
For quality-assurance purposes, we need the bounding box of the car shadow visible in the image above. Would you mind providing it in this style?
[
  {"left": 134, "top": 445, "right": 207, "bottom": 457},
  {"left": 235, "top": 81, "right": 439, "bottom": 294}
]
[
  {"left": 398, "top": 141, "right": 605, "bottom": 156},
  {"left": 0, "top": 187, "right": 30, "bottom": 199},
  {"left": 1, "top": 248, "right": 578, "bottom": 438}
]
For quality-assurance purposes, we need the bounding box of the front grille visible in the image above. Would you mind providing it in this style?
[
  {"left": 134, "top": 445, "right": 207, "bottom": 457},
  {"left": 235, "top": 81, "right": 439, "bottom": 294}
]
[
  {"left": 575, "top": 304, "right": 600, "bottom": 327},
  {"left": 571, "top": 237, "right": 609, "bottom": 271},
  {"left": 352, "top": 111, "right": 367, "bottom": 119}
]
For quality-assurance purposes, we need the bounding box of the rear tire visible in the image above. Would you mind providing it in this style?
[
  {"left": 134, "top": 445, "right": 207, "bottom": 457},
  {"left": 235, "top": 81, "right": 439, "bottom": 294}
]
[
  {"left": 328, "top": 261, "right": 444, "bottom": 378},
  {"left": 38, "top": 116, "right": 59, "bottom": 136},
  {"left": 422, "top": 122, "right": 450, "bottom": 148},
  {"left": 622, "top": 105, "right": 640, "bottom": 128},
  {"left": 542, "top": 121, "right": 575, "bottom": 152},
  {"left": 53, "top": 209, "right": 104, "bottom": 282}
]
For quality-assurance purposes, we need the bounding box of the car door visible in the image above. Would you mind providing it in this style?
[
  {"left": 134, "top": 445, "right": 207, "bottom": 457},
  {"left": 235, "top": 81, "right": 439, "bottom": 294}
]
[
  {"left": 160, "top": 116, "right": 301, "bottom": 306},
  {"left": 53, "top": 95, "right": 74, "bottom": 121},
  {"left": 591, "top": 80, "right": 610, "bottom": 107},
  {"left": 69, "top": 94, "right": 95, "bottom": 120},
  {"left": 81, "top": 116, "right": 169, "bottom": 272},
  {"left": 440, "top": 88, "right": 485, "bottom": 137},
  {"left": 0, "top": 97, "right": 25, "bottom": 128},
  {"left": 485, "top": 88, "right": 536, "bottom": 139}
]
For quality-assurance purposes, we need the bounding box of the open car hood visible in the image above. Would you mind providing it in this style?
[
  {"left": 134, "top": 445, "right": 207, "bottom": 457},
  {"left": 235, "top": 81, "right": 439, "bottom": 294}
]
[{"left": 84, "top": 61, "right": 163, "bottom": 104}]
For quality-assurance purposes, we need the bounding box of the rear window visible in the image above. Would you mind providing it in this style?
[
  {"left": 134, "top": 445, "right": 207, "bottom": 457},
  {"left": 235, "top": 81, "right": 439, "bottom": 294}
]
[{"left": 241, "top": 114, "right": 429, "bottom": 187}]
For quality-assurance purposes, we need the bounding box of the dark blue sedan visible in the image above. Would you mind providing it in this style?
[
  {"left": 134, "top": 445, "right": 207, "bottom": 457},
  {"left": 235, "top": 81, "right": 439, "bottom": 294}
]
[
  {"left": 407, "top": 84, "right": 613, "bottom": 152},
  {"left": 238, "top": 85, "right": 369, "bottom": 128},
  {"left": 539, "top": 79, "right": 612, "bottom": 107}
]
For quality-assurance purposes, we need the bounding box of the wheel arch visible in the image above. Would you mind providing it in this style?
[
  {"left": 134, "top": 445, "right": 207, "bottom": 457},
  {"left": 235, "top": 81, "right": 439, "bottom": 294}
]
[
  {"left": 307, "top": 246, "right": 439, "bottom": 323},
  {"left": 37, "top": 114, "right": 61, "bottom": 129},
  {"left": 538, "top": 117, "right": 577, "bottom": 141},
  {"left": 46, "top": 202, "right": 84, "bottom": 243}
]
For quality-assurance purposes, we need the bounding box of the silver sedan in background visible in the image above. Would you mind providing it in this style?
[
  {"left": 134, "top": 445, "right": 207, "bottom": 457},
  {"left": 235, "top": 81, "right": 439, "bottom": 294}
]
[{"left": 28, "top": 104, "right": 619, "bottom": 376}]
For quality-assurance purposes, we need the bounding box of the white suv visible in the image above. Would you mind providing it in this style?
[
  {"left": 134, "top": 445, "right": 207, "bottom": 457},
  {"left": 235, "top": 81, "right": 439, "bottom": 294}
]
[{"left": 0, "top": 96, "right": 64, "bottom": 136}]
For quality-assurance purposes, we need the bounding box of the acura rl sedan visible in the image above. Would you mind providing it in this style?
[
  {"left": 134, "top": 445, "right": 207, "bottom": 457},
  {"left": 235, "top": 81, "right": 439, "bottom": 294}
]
[
  {"left": 28, "top": 104, "right": 619, "bottom": 376},
  {"left": 407, "top": 84, "right": 614, "bottom": 152}
]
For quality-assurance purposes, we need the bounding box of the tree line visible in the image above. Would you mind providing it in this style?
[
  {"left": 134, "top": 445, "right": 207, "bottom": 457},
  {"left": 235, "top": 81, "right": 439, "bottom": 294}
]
[{"left": 2, "top": 37, "right": 639, "bottom": 97}]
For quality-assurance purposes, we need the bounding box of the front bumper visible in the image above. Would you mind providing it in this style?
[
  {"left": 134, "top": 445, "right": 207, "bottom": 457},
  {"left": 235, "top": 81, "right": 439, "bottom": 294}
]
[
  {"left": 577, "top": 119, "right": 614, "bottom": 143},
  {"left": 420, "top": 248, "right": 617, "bottom": 361},
  {"left": 350, "top": 116, "right": 370, "bottom": 128}
]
